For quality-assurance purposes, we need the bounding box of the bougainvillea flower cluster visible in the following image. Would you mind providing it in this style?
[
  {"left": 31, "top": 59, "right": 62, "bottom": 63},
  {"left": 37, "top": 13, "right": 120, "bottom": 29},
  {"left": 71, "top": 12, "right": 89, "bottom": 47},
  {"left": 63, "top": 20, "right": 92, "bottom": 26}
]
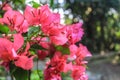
[{"left": 0, "top": 4, "right": 92, "bottom": 80}]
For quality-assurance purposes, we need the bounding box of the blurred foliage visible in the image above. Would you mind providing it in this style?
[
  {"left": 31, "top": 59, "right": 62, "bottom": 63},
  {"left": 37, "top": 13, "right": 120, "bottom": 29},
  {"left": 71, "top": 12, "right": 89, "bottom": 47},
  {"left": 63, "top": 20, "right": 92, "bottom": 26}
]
[
  {"left": 0, "top": 66, "right": 6, "bottom": 80},
  {"left": 31, "top": 70, "right": 44, "bottom": 80},
  {"left": 0, "top": 0, "right": 25, "bottom": 10},
  {"left": 63, "top": 0, "right": 120, "bottom": 53}
]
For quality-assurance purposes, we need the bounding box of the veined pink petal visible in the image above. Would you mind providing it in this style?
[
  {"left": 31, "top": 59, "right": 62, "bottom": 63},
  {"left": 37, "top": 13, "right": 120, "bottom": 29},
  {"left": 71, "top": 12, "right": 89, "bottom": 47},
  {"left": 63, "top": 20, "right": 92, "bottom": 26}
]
[
  {"left": 3, "top": 10, "right": 24, "bottom": 31},
  {"left": 48, "top": 25, "right": 68, "bottom": 45},
  {"left": 69, "top": 44, "right": 78, "bottom": 59},
  {"left": 63, "top": 62, "right": 73, "bottom": 73},
  {"left": 0, "top": 38, "right": 14, "bottom": 61},
  {"left": 18, "top": 20, "right": 29, "bottom": 33},
  {"left": 3, "top": 10, "right": 24, "bottom": 26},
  {"left": 50, "top": 34, "right": 68, "bottom": 45},
  {"left": 13, "top": 11, "right": 24, "bottom": 27},
  {"left": 13, "top": 34, "right": 24, "bottom": 51},
  {"left": 24, "top": 6, "right": 40, "bottom": 25},
  {"left": 40, "top": 5, "right": 51, "bottom": 23},
  {"left": 71, "top": 65, "right": 87, "bottom": 80},
  {"left": 41, "top": 13, "right": 60, "bottom": 27},
  {"left": 67, "top": 22, "right": 84, "bottom": 44},
  {"left": 78, "top": 44, "right": 92, "bottom": 57},
  {"left": 15, "top": 56, "right": 34, "bottom": 70}
]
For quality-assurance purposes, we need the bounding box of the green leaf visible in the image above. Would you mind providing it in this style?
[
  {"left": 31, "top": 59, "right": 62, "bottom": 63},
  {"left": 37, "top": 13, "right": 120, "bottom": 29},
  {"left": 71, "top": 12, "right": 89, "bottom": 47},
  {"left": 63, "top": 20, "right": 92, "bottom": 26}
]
[
  {"left": 61, "top": 71, "right": 72, "bottom": 80},
  {"left": 27, "top": 26, "right": 40, "bottom": 39},
  {"left": 30, "top": 50, "right": 36, "bottom": 55},
  {"left": 55, "top": 45, "right": 70, "bottom": 55},
  {"left": 0, "top": 24, "right": 9, "bottom": 34},
  {"left": 9, "top": 63, "right": 28, "bottom": 80},
  {"left": 30, "top": 44, "right": 47, "bottom": 50},
  {"left": 31, "top": 70, "right": 44, "bottom": 80},
  {"left": 14, "top": 68, "right": 28, "bottom": 80},
  {"left": 30, "top": 1, "right": 41, "bottom": 8},
  {"left": 50, "top": 0, "right": 54, "bottom": 8}
]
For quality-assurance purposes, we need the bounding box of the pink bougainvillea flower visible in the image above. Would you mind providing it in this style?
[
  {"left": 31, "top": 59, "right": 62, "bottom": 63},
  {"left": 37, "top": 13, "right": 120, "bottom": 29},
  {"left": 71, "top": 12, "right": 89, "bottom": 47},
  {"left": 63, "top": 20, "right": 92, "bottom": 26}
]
[
  {"left": 69, "top": 44, "right": 78, "bottom": 60},
  {"left": 24, "top": 5, "right": 56, "bottom": 26},
  {"left": 0, "top": 4, "right": 91, "bottom": 79},
  {"left": 0, "top": 34, "right": 24, "bottom": 62},
  {"left": 39, "top": 5, "right": 52, "bottom": 26},
  {"left": 15, "top": 20, "right": 29, "bottom": 33},
  {"left": 14, "top": 41, "right": 34, "bottom": 70},
  {"left": 44, "top": 52, "right": 67, "bottom": 80},
  {"left": 15, "top": 55, "right": 34, "bottom": 70},
  {"left": 50, "top": 52, "right": 67, "bottom": 71},
  {"left": 41, "top": 13, "right": 60, "bottom": 34},
  {"left": 48, "top": 24, "right": 68, "bottom": 45},
  {"left": 44, "top": 67, "right": 62, "bottom": 80},
  {"left": 69, "top": 44, "right": 91, "bottom": 60},
  {"left": 77, "top": 44, "right": 92, "bottom": 58},
  {"left": 63, "top": 62, "right": 73, "bottom": 73},
  {"left": 50, "top": 36, "right": 67, "bottom": 45},
  {"left": 3, "top": 10, "right": 24, "bottom": 30},
  {"left": 67, "top": 22, "right": 84, "bottom": 44},
  {"left": 24, "top": 6, "right": 41, "bottom": 25},
  {"left": 71, "top": 65, "right": 88, "bottom": 80},
  {"left": 49, "top": 13, "right": 60, "bottom": 24},
  {"left": 0, "top": 33, "right": 32, "bottom": 70},
  {"left": 2, "top": 9, "right": 28, "bottom": 33},
  {"left": 24, "top": 4, "right": 53, "bottom": 26},
  {"left": 0, "top": 38, "right": 15, "bottom": 62},
  {"left": 50, "top": 33, "right": 68, "bottom": 45},
  {"left": 41, "top": 13, "right": 60, "bottom": 29},
  {"left": 75, "top": 44, "right": 92, "bottom": 65}
]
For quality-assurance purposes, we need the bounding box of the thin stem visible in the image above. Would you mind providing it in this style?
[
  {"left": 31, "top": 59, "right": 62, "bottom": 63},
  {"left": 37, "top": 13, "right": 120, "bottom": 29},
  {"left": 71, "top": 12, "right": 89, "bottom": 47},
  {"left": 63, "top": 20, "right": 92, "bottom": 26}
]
[
  {"left": 28, "top": 70, "right": 31, "bottom": 80},
  {"left": 36, "top": 59, "right": 42, "bottom": 80},
  {"left": 10, "top": 75, "right": 14, "bottom": 80}
]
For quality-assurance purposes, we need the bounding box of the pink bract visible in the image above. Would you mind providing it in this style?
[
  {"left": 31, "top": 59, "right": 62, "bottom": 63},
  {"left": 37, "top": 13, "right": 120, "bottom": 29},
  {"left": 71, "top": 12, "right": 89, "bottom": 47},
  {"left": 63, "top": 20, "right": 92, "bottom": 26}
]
[
  {"left": 67, "top": 22, "right": 84, "bottom": 44},
  {"left": 15, "top": 55, "right": 34, "bottom": 70},
  {"left": 13, "top": 34, "right": 24, "bottom": 51},
  {"left": 3, "top": 10, "right": 24, "bottom": 31},
  {"left": 0, "top": 38, "right": 14, "bottom": 62},
  {"left": 72, "top": 65, "right": 88, "bottom": 80},
  {"left": 44, "top": 52, "right": 67, "bottom": 80},
  {"left": 24, "top": 6, "right": 41, "bottom": 25},
  {"left": 69, "top": 44, "right": 91, "bottom": 60}
]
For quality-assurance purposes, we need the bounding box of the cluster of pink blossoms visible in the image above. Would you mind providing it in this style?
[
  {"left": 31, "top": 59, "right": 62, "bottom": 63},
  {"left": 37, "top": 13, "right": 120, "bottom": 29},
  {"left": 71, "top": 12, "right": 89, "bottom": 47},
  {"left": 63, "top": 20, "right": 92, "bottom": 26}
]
[{"left": 0, "top": 4, "right": 92, "bottom": 80}]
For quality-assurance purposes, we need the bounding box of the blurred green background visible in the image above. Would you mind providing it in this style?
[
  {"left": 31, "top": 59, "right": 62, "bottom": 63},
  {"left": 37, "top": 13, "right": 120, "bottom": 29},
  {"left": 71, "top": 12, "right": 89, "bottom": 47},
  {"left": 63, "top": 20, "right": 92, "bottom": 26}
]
[{"left": 0, "top": 0, "right": 120, "bottom": 80}]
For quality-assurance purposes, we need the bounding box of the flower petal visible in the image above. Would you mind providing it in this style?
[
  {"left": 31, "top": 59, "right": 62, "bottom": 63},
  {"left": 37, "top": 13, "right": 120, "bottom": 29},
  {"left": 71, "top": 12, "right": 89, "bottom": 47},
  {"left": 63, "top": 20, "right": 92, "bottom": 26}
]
[{"left": 13, "top": 34, "right": 24, "bottom": 51}]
